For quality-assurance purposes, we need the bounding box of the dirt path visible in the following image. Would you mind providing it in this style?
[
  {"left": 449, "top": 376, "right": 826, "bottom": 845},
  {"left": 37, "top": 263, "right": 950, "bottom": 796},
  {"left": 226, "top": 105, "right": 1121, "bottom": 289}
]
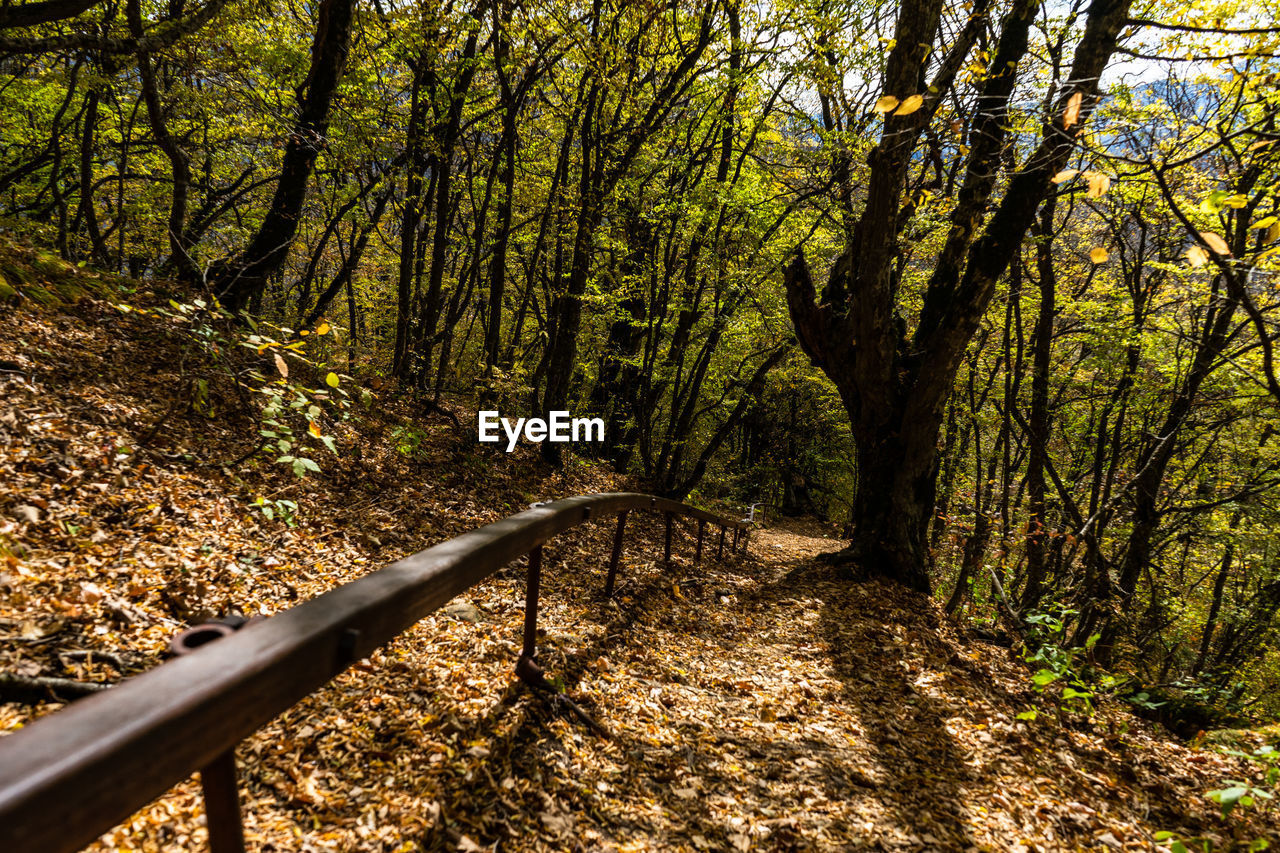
[{"left": 399, "top": 521, "right": 1260, "bottom": 852}]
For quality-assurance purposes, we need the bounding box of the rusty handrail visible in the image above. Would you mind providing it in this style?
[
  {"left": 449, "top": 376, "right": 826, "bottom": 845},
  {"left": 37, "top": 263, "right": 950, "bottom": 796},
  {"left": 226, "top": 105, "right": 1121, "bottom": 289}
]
[{"left": 0, "top": 491, "right": 750, "bottom": 853}]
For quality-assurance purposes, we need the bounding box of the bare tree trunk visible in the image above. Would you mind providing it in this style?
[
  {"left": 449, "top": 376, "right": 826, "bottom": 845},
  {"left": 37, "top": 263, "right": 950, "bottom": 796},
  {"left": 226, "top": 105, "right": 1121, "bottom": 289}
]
[
  {"left": 210, "top": 0, "right": 357, "bottom": 312},
  {"left": 1022, "top": 198, "right": 1057, "bottom": 609}
]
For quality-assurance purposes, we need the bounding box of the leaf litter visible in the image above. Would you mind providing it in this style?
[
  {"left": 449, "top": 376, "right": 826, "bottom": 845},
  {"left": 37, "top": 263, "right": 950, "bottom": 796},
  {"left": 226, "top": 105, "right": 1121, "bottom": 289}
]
[{"left": 0, "top": 264, "right": 1277, "bottom": 851}]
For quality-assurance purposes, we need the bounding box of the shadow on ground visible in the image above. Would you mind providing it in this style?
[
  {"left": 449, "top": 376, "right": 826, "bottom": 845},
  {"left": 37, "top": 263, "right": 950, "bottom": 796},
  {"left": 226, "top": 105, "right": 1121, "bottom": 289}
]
[{"left": 417, "top": 521, "right": 990, "bottom": 851}]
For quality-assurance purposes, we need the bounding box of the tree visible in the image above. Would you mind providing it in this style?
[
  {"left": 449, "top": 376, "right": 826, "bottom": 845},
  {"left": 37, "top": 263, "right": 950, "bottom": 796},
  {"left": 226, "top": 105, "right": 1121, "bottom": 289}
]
[
  {"left": 783, "top": 0, "right": 1134, "bottom": 592},
  {"left": 209, "top": 0, "right": 358, "bottom": 313}
]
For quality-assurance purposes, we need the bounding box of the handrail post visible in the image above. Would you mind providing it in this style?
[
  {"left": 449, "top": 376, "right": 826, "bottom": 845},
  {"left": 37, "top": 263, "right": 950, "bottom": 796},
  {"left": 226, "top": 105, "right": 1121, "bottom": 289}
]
[
  {"left": 695, "top": 520, "right": 704, "bottom": 563},
  {"left": 201, "top": 749, "right": 246, "bottom": 853},
  {"left": 717, "top": 525, "right": 725, "bottom": 560},
  {"left": 604, "top": 511, "right": 628, "bottom": 597},
  {"left": 521, "top": 546, "right": 543, "bottom": 662},
  {"left": 663, "top": 512, "right": 673, "bottom": 566},
  {"left": 732, "top": 527, "right": 740, "bottom": 552},
  {"left": 170, "top": 622, "right": 249, "bottom": 853}
]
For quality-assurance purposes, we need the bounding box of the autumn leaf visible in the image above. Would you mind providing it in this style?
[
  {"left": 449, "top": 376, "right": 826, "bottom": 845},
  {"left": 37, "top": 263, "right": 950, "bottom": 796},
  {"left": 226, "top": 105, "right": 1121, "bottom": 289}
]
[
  {"left": 325, "top": 371, "right": 340, "bottom": 388},
  {"left": 894, "top": 94, "right": 923, "bottom": 115},
  {"left": 1051, "top": 169, "right": 1079, "bottom": 184},
  {"left": 1186, "top": 245, "right": 1209, "bottom": 267},
  {"left": 309, "top": 421, "right": 322, "bottom": 438},
  {"left": 874, "top": 95, "right": 899, "bottom": 114},
  {"left": 1200, "top": 231, "right": 1231, "bottom": 255},
  {"left": 1085, "top": 172, "right": 1111, "bottom": 198},
  {"left": 316, "top": 321, "right": 331, "bottom": 335},
  {"left": 1089, "top": 247, "right": 1109, "bottom": 264},
  {"left": 274, "top": 352, "right": 289, "bottom": 378},
  {"left": 1062, "top": 91, "right": 1083, "bottom": 128}
]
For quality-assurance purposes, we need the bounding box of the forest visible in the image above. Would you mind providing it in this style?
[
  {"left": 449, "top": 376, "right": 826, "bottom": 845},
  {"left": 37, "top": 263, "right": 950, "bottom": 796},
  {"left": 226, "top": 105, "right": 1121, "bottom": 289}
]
[{"left": 2, "top": 0, "right": 1280, "bottom": 849}]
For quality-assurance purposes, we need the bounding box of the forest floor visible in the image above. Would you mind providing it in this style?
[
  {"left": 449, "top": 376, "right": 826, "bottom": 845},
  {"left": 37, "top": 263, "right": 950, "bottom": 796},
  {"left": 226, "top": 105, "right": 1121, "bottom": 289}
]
[{"left": 2, "top": 242, "right": 1280, "bottom": 851}]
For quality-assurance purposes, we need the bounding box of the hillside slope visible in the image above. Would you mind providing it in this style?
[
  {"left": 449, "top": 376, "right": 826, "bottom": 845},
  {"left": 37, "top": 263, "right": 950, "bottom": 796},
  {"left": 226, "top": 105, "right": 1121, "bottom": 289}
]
[{"left": 1, "top": 249, "right": 1277, "bottom": 850}]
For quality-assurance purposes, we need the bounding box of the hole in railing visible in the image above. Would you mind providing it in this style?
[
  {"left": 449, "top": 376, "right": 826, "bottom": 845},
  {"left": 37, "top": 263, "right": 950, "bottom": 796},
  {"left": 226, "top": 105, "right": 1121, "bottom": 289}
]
[{"left": 170, "top": 623, "right": 235, "bottom": 656}]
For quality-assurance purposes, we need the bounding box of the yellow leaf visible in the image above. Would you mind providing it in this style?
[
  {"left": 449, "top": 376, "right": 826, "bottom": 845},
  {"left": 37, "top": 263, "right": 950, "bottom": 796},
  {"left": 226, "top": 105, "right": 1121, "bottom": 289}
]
[
  {"left": 1051, "top": 169, "right": 1079, "bottom": 184},
  {"left": 1089, "top": 247, "right": 1109, "bottom": 264},
  {"left": 894, "top": 94, "right": 924, "bottom": 115},
  {"left": 325, "top": 371, "right": 340, "bottom": 388},
  {"left": 1200, "top": 231, "right": 1231, "bottom": 255},
  {"left": 1085, "top": 172, "right": 1111, "bottom": 198},
  {"left": 1223, "top": 194, "right": 1248, "bottom": 209},
  {"left": 309, "top": 422, "right": 322, "bottom": 438},
  {"left": 316, "top": 321, "right": 331, "bottom": 335},
  {"left": 273, "top": 353, "right": 288, "bottom": 379},
  {"left": 1186, "top": 246, "right": 1209, "bottom": 267},
  {"left": 1063, "top": 92, "right": 1083, "bottom": 129},
  {"left": 874, "top": 95, "right": 900, "bottom": 114}
]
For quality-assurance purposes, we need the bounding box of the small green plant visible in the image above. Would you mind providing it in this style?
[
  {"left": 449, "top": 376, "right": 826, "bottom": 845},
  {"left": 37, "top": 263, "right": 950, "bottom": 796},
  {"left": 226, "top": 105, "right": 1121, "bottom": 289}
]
[
  {"left": 252, "top": 497, "right": 299, "bottom": 527},
  {"left": 1207, "top": 745, "right": 1279, "bottom": 819},
  {"left": 1125, "top": 689, "right": 1167, "bottom": 712},
  {"left": 1206, "top": 782, "right": 1273, "bottom": 820},
  {"left": 1157, "top": 746, "right": 1279, "bottom": 851},
  {"left": 390, "top": 424, "right": 431, "bottom": 458},
  {"left": 124, "top": 296, "right": 350, "bottom": 480},
  {"left": 1154, "top": 831, "right": 1269, "bottom": 852},
  {"left": 1021, "top": 606, "right": 1100, "bottom": 716}
]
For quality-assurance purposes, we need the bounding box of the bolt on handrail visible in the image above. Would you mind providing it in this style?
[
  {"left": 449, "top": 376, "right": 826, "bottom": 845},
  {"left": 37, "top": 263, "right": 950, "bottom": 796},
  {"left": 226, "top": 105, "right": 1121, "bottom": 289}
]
[{"left": 0, "top": 491, "right": 750, "bottom": 853}]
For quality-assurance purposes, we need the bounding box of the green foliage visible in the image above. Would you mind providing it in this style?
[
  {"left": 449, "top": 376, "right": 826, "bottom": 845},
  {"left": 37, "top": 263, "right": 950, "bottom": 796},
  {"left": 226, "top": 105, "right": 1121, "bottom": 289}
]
[
  {"left": 1154, "top": 831, "right": 1270, "bottom": 853},
  {"left": 390, "top": 425, "right": 431, "bottom": 459},
  {"left": 252, "top": 496, "right": 299, "bottom": 527},
  {"left": 1157, "top": 746, "right": 1279, "bottom": 851},
  {"left": 117, "top": 296, "right": 349, "bottom": 481},
  {"left": 1021, "top": 607, "right": 1101, "bottom": 716},
  {"left": 1207, "top": 746, "right": 1280, "bottom": 820}
]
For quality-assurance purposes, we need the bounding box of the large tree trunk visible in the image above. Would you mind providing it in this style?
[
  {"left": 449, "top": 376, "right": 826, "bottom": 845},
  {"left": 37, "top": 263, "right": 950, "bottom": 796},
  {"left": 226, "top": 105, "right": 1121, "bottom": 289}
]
[
  {"left": 844, "top": 396, "right": 942, "bottom": 593},
  {"left": 783, "top": 0, "right": 1132, "bottom": 593}
]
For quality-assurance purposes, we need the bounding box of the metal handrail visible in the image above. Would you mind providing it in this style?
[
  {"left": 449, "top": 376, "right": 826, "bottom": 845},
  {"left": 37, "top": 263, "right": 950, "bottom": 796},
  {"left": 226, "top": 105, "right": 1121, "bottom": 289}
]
[{"left": 0, "top": 492, "right": 750, "bottom": 853}]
